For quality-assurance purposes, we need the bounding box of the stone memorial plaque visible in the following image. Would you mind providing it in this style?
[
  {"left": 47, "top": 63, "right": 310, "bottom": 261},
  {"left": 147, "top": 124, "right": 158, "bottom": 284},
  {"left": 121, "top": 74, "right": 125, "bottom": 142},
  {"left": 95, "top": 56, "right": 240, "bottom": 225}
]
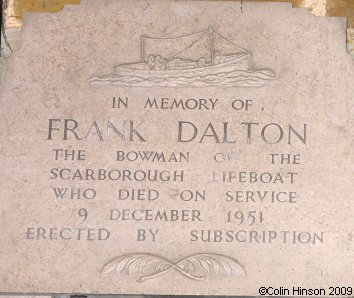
[{"left": 0, "top": 0, "right": 353, "bottom": 296}]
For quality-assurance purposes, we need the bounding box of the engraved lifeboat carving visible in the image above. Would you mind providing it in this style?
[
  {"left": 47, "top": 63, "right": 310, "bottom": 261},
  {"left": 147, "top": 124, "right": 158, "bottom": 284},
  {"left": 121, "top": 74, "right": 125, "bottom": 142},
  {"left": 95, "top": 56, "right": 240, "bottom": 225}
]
[{"left": 89, "top": 27, "right": 276, "bottom": 87}]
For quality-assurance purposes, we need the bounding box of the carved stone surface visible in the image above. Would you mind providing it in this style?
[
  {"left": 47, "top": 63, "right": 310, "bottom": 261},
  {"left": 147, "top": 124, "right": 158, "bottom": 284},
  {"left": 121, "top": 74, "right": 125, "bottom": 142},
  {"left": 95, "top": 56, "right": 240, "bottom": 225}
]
[
  {"left": 0, "top": 0, "right": 353, "bottom": 296},
  {"left": 88, "top": 26, "right": 276, "bottom": 88},
  {"left": 2, "top": 0, "right": 354, "bottom": 55}
]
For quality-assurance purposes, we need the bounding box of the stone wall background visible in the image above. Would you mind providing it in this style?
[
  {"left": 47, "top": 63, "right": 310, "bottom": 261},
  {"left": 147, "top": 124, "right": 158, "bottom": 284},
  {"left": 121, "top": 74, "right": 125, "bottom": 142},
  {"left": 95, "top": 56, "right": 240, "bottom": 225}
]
[
  {"left": 0, "top": 0, "right": 352, "bottom": 296},
  {"left": 2, "top": 0, "right": 353, "bottom": 57}
]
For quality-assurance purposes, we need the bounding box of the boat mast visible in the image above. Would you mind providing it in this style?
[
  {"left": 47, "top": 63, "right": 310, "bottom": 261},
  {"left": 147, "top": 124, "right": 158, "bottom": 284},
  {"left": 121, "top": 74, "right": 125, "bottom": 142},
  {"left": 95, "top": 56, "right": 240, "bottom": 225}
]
[
  {"left": 209, "top": 26, "right": 214, "bottom": 65},
  {"left": 141, "top": 36, "right": 145, "bottom": 62}
]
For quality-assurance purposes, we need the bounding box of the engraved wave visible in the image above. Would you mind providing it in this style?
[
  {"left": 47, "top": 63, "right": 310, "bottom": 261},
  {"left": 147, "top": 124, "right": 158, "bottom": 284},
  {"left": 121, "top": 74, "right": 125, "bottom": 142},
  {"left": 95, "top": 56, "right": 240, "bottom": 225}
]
[{"left": 88, "top": 69, "right": 276, "bottom": 88}]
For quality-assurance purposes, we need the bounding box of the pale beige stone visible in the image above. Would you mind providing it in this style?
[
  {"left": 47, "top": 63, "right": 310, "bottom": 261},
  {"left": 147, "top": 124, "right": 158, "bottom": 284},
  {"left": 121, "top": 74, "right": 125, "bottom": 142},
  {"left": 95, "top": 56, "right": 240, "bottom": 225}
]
[
  {"left": 0, "top": 296, "right": 51, "bottom": 298},
  {"left": 0, "top": 0, "right": 353, "bottom": 296},
  {"left": 302, "top": 0, "right": 326, "bottom": 16}
]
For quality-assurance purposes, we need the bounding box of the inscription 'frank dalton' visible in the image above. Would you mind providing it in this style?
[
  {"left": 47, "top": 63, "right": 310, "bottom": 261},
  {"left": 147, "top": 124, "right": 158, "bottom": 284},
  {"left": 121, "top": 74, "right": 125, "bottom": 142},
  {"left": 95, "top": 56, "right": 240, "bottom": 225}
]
[
  {"left": 88, "top": 27, "right": 276, "bottom": 87},
  {"left": 47, "top": 119, "right": 307, "bottom": 145}
]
